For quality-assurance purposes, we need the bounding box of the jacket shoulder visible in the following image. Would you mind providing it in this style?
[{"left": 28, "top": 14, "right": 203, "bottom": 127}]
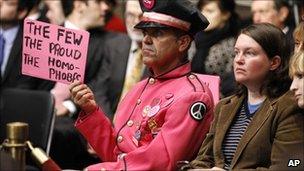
[
  {"left": 188, "top": 74, "right": 206, "bottom": 92},
  {"left": 272, "top": 91, "right": 300, "bottom": 113},
  {"left": 218, "top": 94, "right": 240, "bottom": 105}
]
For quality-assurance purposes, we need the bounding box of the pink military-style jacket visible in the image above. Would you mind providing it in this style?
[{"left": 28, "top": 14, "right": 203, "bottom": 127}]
[{"left": 75, "top": 63, "right": 214, "bottom": 170}]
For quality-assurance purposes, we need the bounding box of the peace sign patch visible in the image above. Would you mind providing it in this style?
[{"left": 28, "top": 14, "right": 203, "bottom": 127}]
[{"left": 189, "top": 101, "right": 207, "bottom": 121}]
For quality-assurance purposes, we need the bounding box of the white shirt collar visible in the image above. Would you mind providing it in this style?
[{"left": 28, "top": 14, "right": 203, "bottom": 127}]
[
  {"left": 282, "top": 26, "right": 289, "bottom": 34},
  {"left": 0, "top": 25, "right": 19, "bottom": 45},
  {"left": 26, "top": 13, "right": 40, "bottom": 20},
  {"left": 64, "top": 20, "right": 80, "bottom": 30}
]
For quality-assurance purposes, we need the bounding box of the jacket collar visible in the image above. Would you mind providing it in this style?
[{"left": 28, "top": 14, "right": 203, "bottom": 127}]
[
  {"left": 218, "top": 93, "right": 277, "bottom": 168},
  {"left": 215, "top": 94, "right": 245, "bottom": 165},
  {"left": 231, "top": 96, "right": 273, "bottom": 168},
  {"left": 150, "top": 62, "right": 191, "bottom": 80}
]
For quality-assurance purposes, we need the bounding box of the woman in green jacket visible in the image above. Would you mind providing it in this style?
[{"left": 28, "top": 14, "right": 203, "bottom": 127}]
[{"left": 187, "top": 23, "right": 304, "bottom": 170}]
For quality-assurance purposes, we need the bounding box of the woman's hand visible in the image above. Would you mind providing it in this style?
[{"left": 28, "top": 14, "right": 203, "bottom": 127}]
[{"left": 69, "top": 82, "right": 97, "bottom": 114}]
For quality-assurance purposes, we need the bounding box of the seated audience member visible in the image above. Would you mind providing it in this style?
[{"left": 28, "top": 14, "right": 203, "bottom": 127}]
[
  {"left": 293, "top": 22, "right": 304, "bottom": 53},
  {"left": 289, "top": 51, "right": 304, "bottom": 109},
  {"left": 69, "top": 0, "right": 214, "bottom": 170},
  {"left": 185, "top": 23, "right": 304, "bottom": 170},
  {"left": 251, "top": 0, "right": 295, "bottom": 51},
  {"left": 191, "top": 0, "right": 240, "bottom": 97}
]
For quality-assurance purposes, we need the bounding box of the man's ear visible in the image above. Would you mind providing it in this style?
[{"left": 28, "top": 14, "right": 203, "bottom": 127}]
[
  {"left": 270, "top": 55, "right": 281, "bottom": 71},
  {"left": 177, "top": 35, "right": 192, "bottom": 52}
]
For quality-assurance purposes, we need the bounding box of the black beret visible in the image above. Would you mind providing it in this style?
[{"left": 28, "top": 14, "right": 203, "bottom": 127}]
[{"left": 134, "top": 0, "right": 209, "bottom": 35}]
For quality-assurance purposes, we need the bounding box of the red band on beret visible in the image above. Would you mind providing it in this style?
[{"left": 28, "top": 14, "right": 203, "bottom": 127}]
[{"left": 142, "top": 12, "right": 191, "bottom": 31}]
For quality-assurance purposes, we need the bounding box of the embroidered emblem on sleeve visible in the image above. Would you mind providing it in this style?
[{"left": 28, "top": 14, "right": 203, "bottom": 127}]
[{"left": 189, "top": 101, "right": 206, "bottom": 121}]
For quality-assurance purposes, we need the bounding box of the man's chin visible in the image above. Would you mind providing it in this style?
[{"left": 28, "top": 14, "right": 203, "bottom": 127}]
[{"left": 143, "top": 57, "right": 154, "bottom": 65}]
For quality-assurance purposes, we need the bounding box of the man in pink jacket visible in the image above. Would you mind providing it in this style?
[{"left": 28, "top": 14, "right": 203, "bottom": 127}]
[{"left": 70, "top": 0, "right": 213, "bottom": 170}]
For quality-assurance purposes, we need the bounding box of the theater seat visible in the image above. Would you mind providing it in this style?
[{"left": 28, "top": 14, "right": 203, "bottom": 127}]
[{"left": 0, "top": 88, "right": 55, "bottom": 155}]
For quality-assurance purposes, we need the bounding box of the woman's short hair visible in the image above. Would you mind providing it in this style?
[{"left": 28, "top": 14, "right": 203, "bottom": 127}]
[
  {"left": 236, "top": 23, "right": 292, "bottom": 98},
  {"left": 289, "top": 51, "right": 304, "bottom": 78}
]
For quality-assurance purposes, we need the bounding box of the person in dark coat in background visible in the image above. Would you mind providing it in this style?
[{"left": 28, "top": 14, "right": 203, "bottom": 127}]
[
  {"left": 94, "top": 0, "right": 147, "bottom": 119},
  {"left": 251, "top": 0, "right": 295, "bottom": 52},
  {"left": 0, "top": 0, "right": 54, "bottom": 91},
  {"left": 191, "top": 0, "right": 240, "bottom": 98},
  {"left": 48, "top": 0, "right": 117, "bottom": 169}
]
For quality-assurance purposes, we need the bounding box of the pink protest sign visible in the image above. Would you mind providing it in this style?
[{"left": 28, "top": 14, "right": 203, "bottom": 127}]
[{"left": 22, "top": 18, "right": 89, "bottom": 84}]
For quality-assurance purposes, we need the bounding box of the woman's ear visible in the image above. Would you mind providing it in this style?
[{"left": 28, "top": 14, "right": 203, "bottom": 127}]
[
  {"left": 270, "top": 55, "right": 281, "bottom": 71},
  {"left": 178, "top": 35, "right": 192, "bottom": 52}
]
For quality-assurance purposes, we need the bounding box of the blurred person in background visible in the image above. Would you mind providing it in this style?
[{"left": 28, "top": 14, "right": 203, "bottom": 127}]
[
  {"left": 191, "top": 0, "right": 240, "bottom": 98},
  {"left": 51, "top": 0, "right": 113, "bottom": 119},
  {"left": 49, "top": 0, "right": 117, "bottom": 169},
  {"left": 293, "top": 21, "right": 304, "bottom": 53},
  {"left": 251, "top": 0, "right": 295, "bottom": 51},
  {"left": 94, "top": 0, "right": 147, "bottom": 119},
  {"left": 104, "top": 0, "right": 126, "bottom": 33},
  {"left": 84, "top": 0, "right": 144, "bottom": 156},
  {"left": 43, "top": 0, "right": 65, "bottom": 25},
  {"left": 186, "top": 23, "right": 303, "bottom": 170},
  {"left": 0, "top": 0, "right": 53, "bottom": 90}
]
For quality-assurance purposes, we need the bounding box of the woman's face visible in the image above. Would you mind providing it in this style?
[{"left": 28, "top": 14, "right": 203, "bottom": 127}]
[
  {"left": 290, "top": 73, "right": 304, "bottom": 108},
  {"left": 294, "top": 36, "right": 304, "bottom": 53},
  {"left": 233, "top": 34, "right": 279, "bottom": 90},
  {"left": 201, "top": 1, "right": 228, "bottom": 31}
]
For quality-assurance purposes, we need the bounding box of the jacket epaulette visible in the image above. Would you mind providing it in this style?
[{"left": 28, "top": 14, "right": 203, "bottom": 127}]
[{"left": 186, "top": 74, "right": 206, "bottom": 92}]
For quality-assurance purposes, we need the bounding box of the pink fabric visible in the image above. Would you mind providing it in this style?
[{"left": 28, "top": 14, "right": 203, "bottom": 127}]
[
  {"left": 75, "top": 63, "right": 214, "bottom": 170},
  {"left": 197, "top": 74, "right": 220, "bottom": 105}
]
